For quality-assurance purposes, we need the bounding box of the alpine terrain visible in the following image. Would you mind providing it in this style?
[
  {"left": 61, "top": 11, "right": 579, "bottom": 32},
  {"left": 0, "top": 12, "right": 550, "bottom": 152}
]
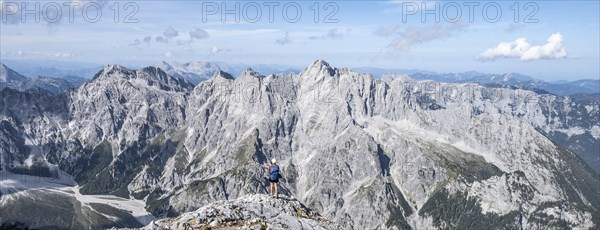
[
  {"left": 0, "top": 64, "right": 84, "bottom": 95},
  {"left": 0, "top": 60, "right": 599, "bottom": 229}
]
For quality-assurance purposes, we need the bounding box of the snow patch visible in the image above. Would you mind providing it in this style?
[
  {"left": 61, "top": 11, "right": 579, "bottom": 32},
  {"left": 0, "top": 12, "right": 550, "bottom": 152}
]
[
  {"left": 552, "top": 127, "right": 587, "bottom": 137},
  {"left": 590, "top": 126, "right": 600, "bottom": 139},
  {"left": 585, "top": 105, "right": 596, "bottom": 113}
]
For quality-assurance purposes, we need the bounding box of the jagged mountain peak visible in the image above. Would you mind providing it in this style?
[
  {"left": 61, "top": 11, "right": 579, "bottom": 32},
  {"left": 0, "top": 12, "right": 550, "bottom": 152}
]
[
  {"left": 156, "top": 60, "right": 174, "bottom": 70},
  {"left": 311, "top": 59, "right": 331, "bottom": 68},
  {"left": 183, "top": 61, "right": 220, "bottom": 69},
  {"left": 157, "top": 60, "right": 225, "bottom": 84},
  {"left": 301, "top": 59, "right": 336, "bottom": 78},
  {"left": 139, "top": 66, "right": 169, "bottom": 76},
  {"left": 89, "top": 65, "right": 193, "bottom": 92},
  {"left": 0, "top": 63, "right": 28, "bottom": 82},
  {"left": 502, "top": 72, "right": 535, "bottom": 81},
  {"left": 104, "top": 64, "right": 130, "bottom": 72},
  {"left": 146, "top": 194, "right": 338, "bottom": 230},
  {"left": 237, "top": 68, "right": 265, "bottom": 81},
  {"left": 381, "top": 72, "right": 413, "bottom": 82},
  {"left": 0, "top": 63, "right": 10, "bottom": 72},
  {"left": 212, "top": 69, "right": 235, "bottom": 80},
  {"left": 0, "top": 63, "right": 8, "bottom": 72},
  {"left": 92, "top": 64, "right": 133, "bottom": 80}
]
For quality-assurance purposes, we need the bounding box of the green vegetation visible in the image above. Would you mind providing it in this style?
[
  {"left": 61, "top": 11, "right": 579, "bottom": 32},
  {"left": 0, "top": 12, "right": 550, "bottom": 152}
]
[
  {"left": 419, "top": 188, "right": 521, "bottom": 229},
  {"left": 549, "top": 147, "right": 600, "bottom": 225},
  {"left": 79, "top": 129, "right": 191, "bottom": 198},
  {"left": 145, "top": 188, "right": 172, "bottom": 217},
  {"left": 417, "top": 138, "right": 600, "bottom": 228},
  {"left": 383, "top": 182, "right": 413, "bottom": 229},
  {"left": 234, "top": 133, "right": 258, "bottom": 165},
  {"left": 386, "top": 202, "right": 412, "bottom": 230},
  {"left": 505, "top": 171, "right": 535, "bottom": 202},
  {"left": 527, "top": 201, "right": 571, "bottom": 228},
  {"left": 72, "top": 139, "right": 113, "bottom": 183}
]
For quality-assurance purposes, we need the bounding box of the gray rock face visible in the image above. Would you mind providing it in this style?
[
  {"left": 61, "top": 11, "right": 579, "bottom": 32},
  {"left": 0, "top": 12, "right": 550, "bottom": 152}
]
[
  {"left": 146, "top": 194, "right": 337, "bottom": 230},
  {"left": 0, "top": 63, "right": 28, "bottom": 90},
  {"left": 0, "top": 64, "right": 28, "bottom": 82},
  {"left": 1, "top": 60, "right": 599, "bottom": 229},
  {"left": 1, "top": 63, "right": 83, "bottom": 95},
  {"left": 156, "top": 61, "right": 229, "bottom": 85}
]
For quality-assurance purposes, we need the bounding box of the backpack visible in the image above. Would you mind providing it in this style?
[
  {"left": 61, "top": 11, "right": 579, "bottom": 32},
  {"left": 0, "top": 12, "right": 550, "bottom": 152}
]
[{"left": 269, "top": 165, "right": 281, "bottom": 180}]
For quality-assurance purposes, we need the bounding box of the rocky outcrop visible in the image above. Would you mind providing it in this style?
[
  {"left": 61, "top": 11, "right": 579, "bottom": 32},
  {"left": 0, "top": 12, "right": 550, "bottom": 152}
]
[{"left": 146, "top": 194, "right": 337, "bottom": 230}]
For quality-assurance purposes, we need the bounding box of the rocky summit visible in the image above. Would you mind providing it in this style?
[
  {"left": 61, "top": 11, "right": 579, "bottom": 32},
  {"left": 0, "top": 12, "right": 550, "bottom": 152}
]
[
  {"left": 145, "top": 194, "right": 337, "bottom": 230},
  {"left": 0, "top": 60, "right": 599, "bottom": 229}
]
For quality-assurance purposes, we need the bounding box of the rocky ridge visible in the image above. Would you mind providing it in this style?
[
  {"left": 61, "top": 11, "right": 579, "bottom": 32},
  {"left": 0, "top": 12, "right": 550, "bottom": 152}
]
[
  {"left": 146, "top": 194, "right": 337, "bottom": 230},
  {"left": 0, "top": 60, "right": 598, "bottom": 229}
]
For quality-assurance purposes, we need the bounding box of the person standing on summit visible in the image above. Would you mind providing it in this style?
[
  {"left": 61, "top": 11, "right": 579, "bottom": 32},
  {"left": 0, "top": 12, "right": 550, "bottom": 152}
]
[{"left": 268, "top": 158, "right": 282, "bottom": 198}]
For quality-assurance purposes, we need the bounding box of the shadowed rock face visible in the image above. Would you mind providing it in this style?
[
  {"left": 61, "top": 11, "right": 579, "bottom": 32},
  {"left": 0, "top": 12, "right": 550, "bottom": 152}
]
[
  {"left": 146, "top": 194, "right": 338, "bottom": 230},
  {"left": 0, "top": 60, "right": 599, "bottom": 229}
]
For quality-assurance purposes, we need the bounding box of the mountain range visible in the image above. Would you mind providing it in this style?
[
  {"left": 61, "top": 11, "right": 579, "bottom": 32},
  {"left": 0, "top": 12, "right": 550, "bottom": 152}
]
[
  {"left": 408, "top": 71, "right": 599, "bottom": 96},
  {"left": 5, "top": 60, "right": 598, "bottom": 97},
  {"left": 156, "top": 60, "right": 300, "bottom": 84},
  {"left": 0, "top": 60, "right": 599, "bottom": 229},
  {"left": 0, "top": 64, "right": 86, "bottom": 95}
]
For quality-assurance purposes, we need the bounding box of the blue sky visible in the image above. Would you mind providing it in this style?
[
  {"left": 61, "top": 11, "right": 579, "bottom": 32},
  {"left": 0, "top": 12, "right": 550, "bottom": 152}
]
[{"left": 0, "top": 0, "right": 599, "bottom": 80}]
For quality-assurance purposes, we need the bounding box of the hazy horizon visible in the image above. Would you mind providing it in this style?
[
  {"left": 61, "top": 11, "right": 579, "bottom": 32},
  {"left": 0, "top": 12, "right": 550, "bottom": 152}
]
[
  {"left": 1, "top": 58, "right": 599, "bottom": 82},
  {"left": 1, "top": 1, "right": 599, "bottom": 81}
]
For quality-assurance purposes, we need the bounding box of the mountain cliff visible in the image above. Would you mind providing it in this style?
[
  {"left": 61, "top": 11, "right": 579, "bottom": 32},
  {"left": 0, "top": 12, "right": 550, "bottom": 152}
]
[{"left": 0, "top": 60, "right": 598, "bottom": 229}]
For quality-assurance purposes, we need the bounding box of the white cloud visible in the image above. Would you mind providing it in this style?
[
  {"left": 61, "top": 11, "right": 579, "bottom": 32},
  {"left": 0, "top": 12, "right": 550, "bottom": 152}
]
[
  {"left": 190, "top": 28, "right": 209, "bottom": 40},
  {"left": 309, "top": 28, "right": 351, "bottom": 40},
  {"left": 1, "top": 50, "right": 73, "bottom": 58},
  {"left": 129, "top": 39, "right": 141, "bottom": 47},
  {"left": 164, "top": 52, "right": 172, "bottom": 58},
  {"left": 276, "top": 32, "right": 291, "bottom": 45},
  {"left": 387, "top": 22, "right": 467, "bottom": 52},
  {"left": 374, "top": 25, "right": 400, "bottom": 37},
  {"left": 138, "top": 27, "right": 207, "bottom": 47},
  {"left": 153, "top": 27, "right": 180, "bottom": 44},
  {"left": 208, "top": 46, "right": 231, "bottom": 55},
  {"left": 53, "top": 52, "right": 72, "bottom": 58},
  {"left": 155, "top": 36, "right": 168, "bottom": 43},
  {"left": 164, "top": 27, "right": 179, "bottom": 39},
  {"left": 504, "top": 23, "right": 524, "bottom": 33},
  {"left": 206, "top": 29, "right": 279, "bottom": 37},
  {"left": 478, "top": 33, "right": 567, "bottom": 61}
]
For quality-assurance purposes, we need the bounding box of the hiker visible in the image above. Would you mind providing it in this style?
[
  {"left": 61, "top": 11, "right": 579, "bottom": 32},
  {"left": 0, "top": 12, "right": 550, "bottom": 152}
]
[{"left": 268, "top": 158, "right": 281, "bottom": 197}]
